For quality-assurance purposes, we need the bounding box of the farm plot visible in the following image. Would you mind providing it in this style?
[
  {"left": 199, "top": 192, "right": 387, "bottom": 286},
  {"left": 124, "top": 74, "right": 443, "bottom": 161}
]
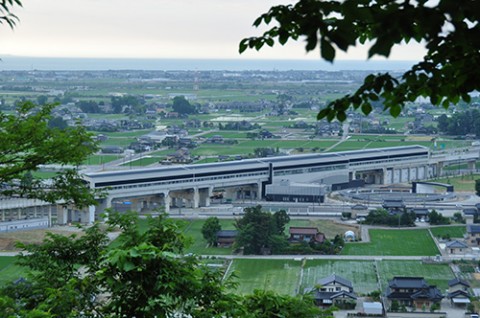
[
  {"left": 342, "top": 229, "right": 439, "bottom": 256},
  {"left": 301, "top": 260, "right": 378, "bottom": 295},
  {"left": 227, "top": 259, "right": 302, "bottom": 295},
  {"left": 0, "top": 256, "right": 25, "bottom": 286},
  {"left": 377, "top": 260, "right": 453, "bottom": 291},
  {"left": 430, "top": 226, "right": 466, "bottom": 239}
]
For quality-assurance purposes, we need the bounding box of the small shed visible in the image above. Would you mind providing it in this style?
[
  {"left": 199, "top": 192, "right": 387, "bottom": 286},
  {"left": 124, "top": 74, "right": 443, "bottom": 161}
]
[{"left": 363, "top": 302, "right": 383, "bottom": 315}]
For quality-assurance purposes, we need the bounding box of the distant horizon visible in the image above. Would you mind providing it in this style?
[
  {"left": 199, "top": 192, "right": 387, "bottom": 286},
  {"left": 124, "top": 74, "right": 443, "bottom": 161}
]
[{"left": 0, "top": 55, "right": 418, "bottom": 72}]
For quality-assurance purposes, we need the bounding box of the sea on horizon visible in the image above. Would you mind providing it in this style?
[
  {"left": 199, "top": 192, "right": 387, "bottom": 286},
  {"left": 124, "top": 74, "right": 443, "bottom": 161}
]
[{"left": 0, "top": 56, "right": 416, "bottom": 72}]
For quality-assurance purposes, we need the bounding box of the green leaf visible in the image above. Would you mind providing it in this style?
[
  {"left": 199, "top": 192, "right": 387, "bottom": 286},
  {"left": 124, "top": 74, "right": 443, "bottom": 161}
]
[
  {"left": 239, "top": 40, "right": 248, "bottom": 54},
  {"left": 361, "top": 103, "right": 372, "bottom": 115},
  {"left": 317, "top": 108, "right": 330, "bottom": 120},
  {"left": 368, "top": 37, "right": 393, "bottom": 58},
  {"left": 389, "top": 105, "right": 401, "bottom": 117},
  {"left": 337, "top": 111, "right": 347, "bottom": 122},
  {"left": 320, "top": 38, "right": 335, "bottom": 62}
]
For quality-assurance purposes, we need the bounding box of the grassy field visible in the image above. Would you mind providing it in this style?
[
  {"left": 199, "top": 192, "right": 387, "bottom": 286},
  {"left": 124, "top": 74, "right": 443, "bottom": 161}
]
[
  {"left": 0, "top": 257, "right": 24, "bottom": 286},
  {"left": 228, "top": 259, "right": 302, "bottom": 295},
  {"left": 377, "top": 260, "right": 453, "bottom": 290},
  {"left": 342, "top": 229, "right": 439, "bottom": 256},
  {"left": 430, "top": 226, "right": 466, "bottom": 239},
  {"left": 121, "top": 156, "right": 161, "bottom": 167},
  {"left": 84, "top": 154, "right": 122, "bottom": 165},
  {"left": 183, "top": 219, "right": 237, "bottom": 255},
  {"left": 429, "top": 174, "right": 480, "bottom": 192}
]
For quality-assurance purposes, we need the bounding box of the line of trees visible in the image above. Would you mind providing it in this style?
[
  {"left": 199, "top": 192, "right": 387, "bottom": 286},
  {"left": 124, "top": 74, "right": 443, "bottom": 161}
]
[{"left": 437, "top": 110, "right": 480, "bottom": 137}]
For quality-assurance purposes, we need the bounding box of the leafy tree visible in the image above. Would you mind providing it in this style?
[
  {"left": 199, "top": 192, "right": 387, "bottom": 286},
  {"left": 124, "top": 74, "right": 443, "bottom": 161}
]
[
  {"left": 48, "top": 116, "right": 68, "bottom": 129},
  {"left": 235, "top": 205, "right": 289, "bottom": 255},
  {"left": 77, "top": 100, "right": 102, "bottom": 113},
  {"left": 0, "top": 102, "right": 99, "bottom": 207},
  {"left": 428, "top": 209, "right": 450, "bottom": 225},
  {"left": 2, "top": 223, "right": 109, "bottom": 317},
  {"left": 202, "top": 216, "right": 222, "bottom": 246},
  {"left": 273, "top": 209, "right": 290, "bottom": 235},
  {"left": 240, "top": 0, "right": 480, "bottom": 121},
  {"left": 242, "top": 290, "right": 325, "bottom": 318},
  {"left": 172, "top": 95, "right": 196, "bottom": 115},
  {"left": 453, "top": 212, "right": 465, "bottom": 223},
  {"left": 111, "top": 95, "right": 144, "bottom": 114},
  {"left": 476, "top": 179, "right": 480, "bottom": 196}
]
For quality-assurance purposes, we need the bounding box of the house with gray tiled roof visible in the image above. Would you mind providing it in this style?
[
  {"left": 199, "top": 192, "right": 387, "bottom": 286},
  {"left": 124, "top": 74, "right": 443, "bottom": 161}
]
[
  {"left": 307, "top": 274, "right": 356, "bottom": 307},
  {"left": 447, "top": 278, "right": 471, "bottom": 307},
  {"left": 466, "top": 224, "right": 480, "bottom": 246},
  {"left": 385, "top": 277, "right": 443, "bottom": 310},
  {"left": 445, "top": 240, "right": 469, "bottom": 254}
]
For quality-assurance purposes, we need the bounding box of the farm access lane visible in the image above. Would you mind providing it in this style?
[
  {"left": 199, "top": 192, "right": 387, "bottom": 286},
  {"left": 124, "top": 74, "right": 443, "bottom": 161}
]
[{"left": 208, "top": 255, "right": 425, "bottom": 261}]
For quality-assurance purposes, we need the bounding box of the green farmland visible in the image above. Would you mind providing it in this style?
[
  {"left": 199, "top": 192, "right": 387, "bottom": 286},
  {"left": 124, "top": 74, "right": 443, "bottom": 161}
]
[
  {"left": 302, "top": 260, "right": 378, "bottom": 294},
  {"left": 0, "top": 257, "right": 24, "bottom": 286},
  {"left": 342, "top": 229, "right": 439, "bottom": 256},
  {"left": 228, "top": 258, "right": 454, "bottom": 296},
  {"left": 228, "top": 259, "right": 302, "bottom": 295}
]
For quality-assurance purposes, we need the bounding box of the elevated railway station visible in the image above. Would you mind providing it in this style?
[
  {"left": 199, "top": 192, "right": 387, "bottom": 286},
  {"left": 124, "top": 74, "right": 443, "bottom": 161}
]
[
  {"left": 2, "top": 145, "right": 478, "bottom": 225},
  {"left": 81, "top": 145, "right": 478, "bottom": 222}
]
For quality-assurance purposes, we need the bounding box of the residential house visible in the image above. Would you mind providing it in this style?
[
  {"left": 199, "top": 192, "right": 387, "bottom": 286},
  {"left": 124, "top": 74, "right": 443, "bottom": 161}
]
[
  {"left": 466, "top": 224, "right": 480, "bottom": 246},
  {"left": 215, "top": 230, "right": 237, "bottom": 247},
  {"left": 382, "top": 199, "right": 406, "bottom": 214},
  {"left": 307, "top": 274, "right": 357, "bottom": 307},
  {"left": 289, "top": 227, "right": 325, "bottom": 244},
  {"left": 447, "top": 278, "right": 471, "bottom": 307},
  {"left": 445, "top": 240, "right": 469, "bottom": 255},
  {"left": 101, "top": 146, "right": 124, "bottom": 154},
  {"left": 409, "top": 208, "right": 429, "bottom": 221},
  {"left": 164, "top": 148, "right": 192, "bottom": 164},
  {"left": 385, "top": 277, "right": 443, "bottom": 310}
]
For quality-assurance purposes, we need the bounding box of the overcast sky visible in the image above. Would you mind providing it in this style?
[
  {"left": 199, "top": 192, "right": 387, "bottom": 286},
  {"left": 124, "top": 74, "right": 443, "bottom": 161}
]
[{"left": 0, "top": 0, "right": 426, "bottom": 60}]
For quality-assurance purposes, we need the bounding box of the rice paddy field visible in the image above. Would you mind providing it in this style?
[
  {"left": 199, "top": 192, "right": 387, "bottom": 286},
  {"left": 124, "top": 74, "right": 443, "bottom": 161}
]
[
  {"left": 342, "top": 229, "right": 439, "bottom": 256},
  {"left": 301, "top": 260, "right": 378, "bottom": 294},
  {"left": 430, "top": 225, "right": 466, "bottom": 238},
  {"left": 228, "top": 258, "right": 454, "bottom": 296}
]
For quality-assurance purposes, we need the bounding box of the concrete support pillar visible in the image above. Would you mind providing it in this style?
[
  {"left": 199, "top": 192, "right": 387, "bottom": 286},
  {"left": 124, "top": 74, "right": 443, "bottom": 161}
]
[
  {"left": 57, "top": 205, "right": 68, "bottom": 224},
  {"left": 87, "top": 205, "right": 95, "bottom": 224},
  {"left": 48, "top": 205, "right": 52, "bottom": 227},
  {"left": 1, "top": 210, "right": 4, "bottom": 222},
  {"left": 164, "top": 192, "right": 171, "bottom": 213},
  {"left": 437, "top": 162, "right": 443, "bottom": 177},
  {"left": 257, "top": 182, "right": 263, "bottom": 199},
  {"left": 193, "top": 187, "right": 199, "bottom": 209},
  {"left": 468, "top": 160, "right": 476, "bottom": 171},
  {"left": 382, "top": 168, "right": 387, "bottom": 184},
  {"left": 33, "top": 206, "right": 37, "bottom": 218},
  {"left": 205, "top": 187, "right": 213, "bottom": 207},
  {"left": 17, "top": 208, "right": 21, "bottom": 220}
]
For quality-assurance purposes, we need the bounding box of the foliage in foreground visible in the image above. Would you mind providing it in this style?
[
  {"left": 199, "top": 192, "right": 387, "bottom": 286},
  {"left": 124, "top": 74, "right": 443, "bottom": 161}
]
[
  {"left": 0, "top": 212, "right": 332, "bottom": 317},
  {"left": 241, "top": 0, "right": 480, "bottom": 121},
  {"left": 0, "top": 101, "right": 99, "bottom": 207}
]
